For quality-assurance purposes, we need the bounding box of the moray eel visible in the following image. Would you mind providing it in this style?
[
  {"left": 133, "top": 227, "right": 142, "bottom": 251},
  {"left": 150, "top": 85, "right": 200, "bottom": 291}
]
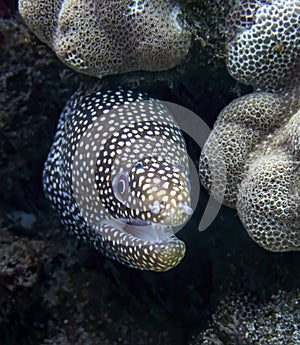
[{"left": 43, "top": 86, "right": 193, "bottom": 271}]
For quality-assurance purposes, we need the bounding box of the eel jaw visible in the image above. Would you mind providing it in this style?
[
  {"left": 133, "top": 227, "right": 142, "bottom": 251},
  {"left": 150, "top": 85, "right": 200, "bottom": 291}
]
[
  {"left": 100, "top": 218, "right": 186, "bottom": 272},
  {"left": 121, "top": 219, "right": 174, "bottom": 242}
]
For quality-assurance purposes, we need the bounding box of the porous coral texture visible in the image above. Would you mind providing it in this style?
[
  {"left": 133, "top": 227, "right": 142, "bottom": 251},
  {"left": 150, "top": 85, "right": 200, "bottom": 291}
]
[
  {"left": 19, "top": 0, "right": 191, "bottom": 78},
  {"left": 237, "top": 109, "right": 300, "bottom": 252},
  {"left": 226, "top": 0, "right": 300, "bottom": 91},
  {"left": 193, "top": 290, "right": 300, "bottom": 345},
  {"left": 18, "top": 0, "right": 61, "bottom": 43},
  {"left": 199, "top": 87, "right": 300, "bottom": 251},
  {"left": 226, "top": 0, "right": 263, "bottom": 34},
  {"left": 199, "top": 91, "right": 287, "bottom": 207}
]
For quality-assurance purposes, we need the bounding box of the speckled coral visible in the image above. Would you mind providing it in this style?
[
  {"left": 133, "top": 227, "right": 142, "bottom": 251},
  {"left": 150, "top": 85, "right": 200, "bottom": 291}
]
[
  {"left": 18, "top": 0, "right": 191, "bottom": 78},
  {"left": 199, "top": 88, "right": 300, "bottom": 251},
  {"left": 226, "top": 0, "right": 263, "bottom": 34},
  {"left": 192, "top": 290, "right": 300, "bottom": 345},
  {"left": 199, "top": 91, "right": 287, "bottom": 207},
  {"left": 237, "top": 109, "right": 300, "bottom": 252},
  {"left": 226, "top": 0, "right": 300, "bottom": 91}
]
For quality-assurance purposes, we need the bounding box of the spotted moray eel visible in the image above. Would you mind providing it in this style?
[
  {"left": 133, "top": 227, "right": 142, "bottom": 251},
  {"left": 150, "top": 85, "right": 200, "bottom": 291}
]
[{"left": 43, "top": 85, "right": 193, "bottom": 271}]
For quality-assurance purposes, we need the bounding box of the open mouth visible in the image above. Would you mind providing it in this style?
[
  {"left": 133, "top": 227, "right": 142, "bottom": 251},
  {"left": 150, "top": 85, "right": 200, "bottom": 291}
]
[
  {"left": 122, "top": 221, "right": 174, "bottom": 242},
  {"left": 125, "top": 219, "right": 151, "bottom": 226},
  {"left": 103, "top": 218, "right": 175, "bottom": 243}
]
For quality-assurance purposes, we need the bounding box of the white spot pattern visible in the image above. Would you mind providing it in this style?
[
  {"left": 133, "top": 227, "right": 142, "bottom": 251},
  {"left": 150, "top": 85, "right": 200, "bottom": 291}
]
[{"left": 43, "top": 86, "right": 191, "bottom": 271}]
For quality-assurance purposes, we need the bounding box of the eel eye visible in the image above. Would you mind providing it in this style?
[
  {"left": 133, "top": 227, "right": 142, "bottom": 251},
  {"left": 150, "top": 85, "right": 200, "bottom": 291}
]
[
  {"left": 112, "top": 171, "right": 129, "bottom": 203},
  {"left": 117, "top": 180, "right": 126, "bottom": 194}
]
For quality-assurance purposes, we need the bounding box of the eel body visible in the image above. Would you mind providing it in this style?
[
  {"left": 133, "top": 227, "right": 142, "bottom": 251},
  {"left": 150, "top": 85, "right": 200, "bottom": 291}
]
[{"left": 43, "top": 86, "right": 192, "bottom": 271}]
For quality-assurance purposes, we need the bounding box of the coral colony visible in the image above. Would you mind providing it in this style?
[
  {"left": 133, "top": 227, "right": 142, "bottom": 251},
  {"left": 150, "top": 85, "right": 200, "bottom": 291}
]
[
  {"left": 19, "top": 0, "right": 191, "bottom": 77},
  {"left": 18, "top": 0, "right": 300, "bottom": 270}
]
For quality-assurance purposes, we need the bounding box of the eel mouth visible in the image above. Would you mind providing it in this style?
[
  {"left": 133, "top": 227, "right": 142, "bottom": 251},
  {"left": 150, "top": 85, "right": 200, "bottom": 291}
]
[
  {"left": 103, "top": 218, "right": 177, "bottom": 243},
  {"left": 100, "top": 218, "right": 186, "bottom": 271},
  {"left": 125, "top": 219, "right": 151, "bottom": 226},
  {"left": 120, "top": 218, "right": 174, "bottom": 242}
]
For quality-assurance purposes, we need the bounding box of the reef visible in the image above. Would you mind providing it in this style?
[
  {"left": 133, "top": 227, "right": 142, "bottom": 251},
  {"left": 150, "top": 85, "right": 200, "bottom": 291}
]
[
  {"left": 237, "top": 107, "right": 300, "bottom": 252},
  {"left": 0, "top": 16, "right": 80, "bottom": 210},
  {"left": 18, "top": 0, "right": 191, "bottom": 78},
  {"left": 0, "top": 0, "right": 299, "bottom": 344},
  {"left": 199, "top": 0, "right": 300, "bottom": 252},
  {"left": 192, "top": 289, "right": 300, "bottom": 345},
  {"left": 199, "top": 90, "right": 294, "bottom": 207},
  {"left": 199, "top": 87, "right": 300, "bottom": 251},
  {"left": 226, "top": 0, "right": 300, "bottom": 91}
]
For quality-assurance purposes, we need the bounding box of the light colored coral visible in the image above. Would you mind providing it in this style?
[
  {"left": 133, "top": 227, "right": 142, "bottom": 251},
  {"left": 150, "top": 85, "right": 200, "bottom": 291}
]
[
  {"left": 226, "top": 0, "right": 300, "bottom": 91},
  {"left": 193, "top": 290, "right": 300, "bottom": 345},
  {"left": 18, "top": 0, "right": 61, "bottom": 43},
  {"left": 237, "top": 109, "right": 300, "bottom": 252},
  {"left": 226, "top": 0, "right": 264, "bottom": 33},
  {"left": 199, "top": 88, "right": 300, "bottom": 251},
  {"left": 19, "top": 0, "right": 191, "bottom": 78},
  {"left": 199, "top": 91, "right": 292, "bottom": 207}
]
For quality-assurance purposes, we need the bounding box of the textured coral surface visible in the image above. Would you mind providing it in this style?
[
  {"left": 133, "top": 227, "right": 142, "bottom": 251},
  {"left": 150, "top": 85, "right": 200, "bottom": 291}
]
[
  {"left": 19, "top": 0, "right": 191, "bottom": 78},
  {"left": 199, "top": 91, "right": 286, "bottom": 207},
  {"left": 199, "top": 88, "right": 300, "bottom": 251},
  {"left": 237, "top": 109, "right": 300, "bottom": 251},
  {"left": 199, "top": 0, "right": 300, "bottom": 253},
  {"left": 193, "top": 290, "right": 300, "bottom": 345},
  {"left": 226, "top": 0, "right": 300, "bottom": 91}
]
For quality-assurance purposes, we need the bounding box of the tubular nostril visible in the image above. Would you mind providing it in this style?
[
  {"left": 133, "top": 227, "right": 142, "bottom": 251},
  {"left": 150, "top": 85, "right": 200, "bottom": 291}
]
[
  {"left": 150, "top": 201, "right": 161, "bottom": 215},
  {"left": 179, "top": 202, "right": 193, "bottom": 216}
]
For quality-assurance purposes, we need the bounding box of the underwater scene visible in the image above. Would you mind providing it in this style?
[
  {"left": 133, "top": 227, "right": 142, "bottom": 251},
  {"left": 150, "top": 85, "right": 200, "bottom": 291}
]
[{"left": 0, "top": 0, "right": 299, "bottom": 344}]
